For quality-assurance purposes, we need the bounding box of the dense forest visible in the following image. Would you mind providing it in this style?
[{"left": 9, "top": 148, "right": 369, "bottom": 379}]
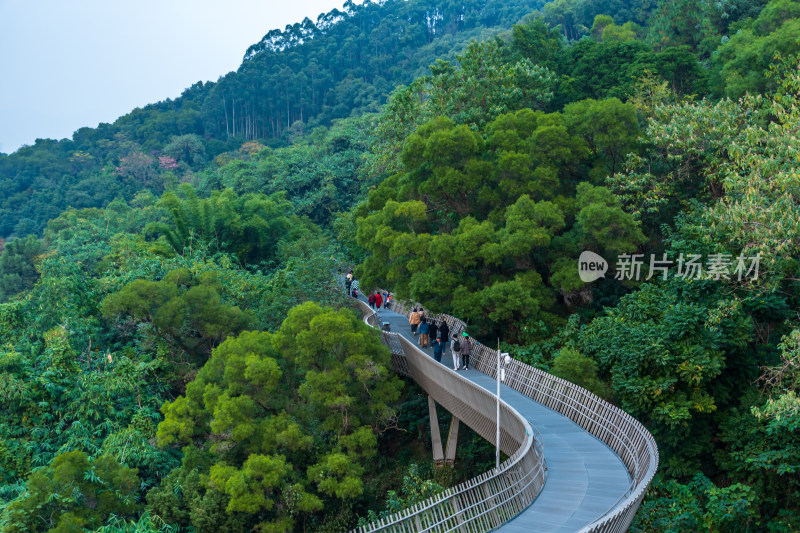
[
  {"left": 2, "top": 0, "right": 800, "bottom": 531},
  {"left": 0, "top": 0, "right": 547, "bottom": 239}
]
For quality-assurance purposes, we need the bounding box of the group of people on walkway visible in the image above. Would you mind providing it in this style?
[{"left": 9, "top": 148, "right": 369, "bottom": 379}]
[
  {"left": 368, "top": 290, "right": 392, "bottom": 309},
  {"left": 345, "top": 270, "right": 393, "bottom": 309},
  {"left": 344, "top": 270, "right": 472, "bottom": 371},
  {"left": 345, "top": 270, "right": 359, "bottom": 297},
  {"left": 408, "top": 307, "right": 471, "bottom": 370}
]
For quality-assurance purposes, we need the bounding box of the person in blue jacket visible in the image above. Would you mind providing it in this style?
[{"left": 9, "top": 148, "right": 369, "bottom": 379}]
[
  {"left": 418, "top": 318, "right": 429, "bottom": 348},
  {"left": 432, "top": 336, "right": 444, "bottom": 363}
]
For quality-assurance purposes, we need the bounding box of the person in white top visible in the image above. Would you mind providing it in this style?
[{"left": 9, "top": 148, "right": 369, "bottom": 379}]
[{"left": 451, "top": 334, "right": 462, "bottom": 370}]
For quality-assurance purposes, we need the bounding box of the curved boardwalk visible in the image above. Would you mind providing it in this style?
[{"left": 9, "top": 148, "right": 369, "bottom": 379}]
[{"left": 367, "top": 301, "right": 632, "bottom": 532}]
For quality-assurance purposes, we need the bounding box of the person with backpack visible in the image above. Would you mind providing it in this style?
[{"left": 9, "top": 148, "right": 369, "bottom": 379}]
[
  {"left": 409, "top": 308, "right": 421, "bottom": 335},
  {"left": 460, "top": 332, "right": 472, "bottom": 370},
  {"left": 451, "top": 334, "right": 462, "bottom": 371},
  {"left": 418, "top": 317, "right": 430, "bottom": 348}
]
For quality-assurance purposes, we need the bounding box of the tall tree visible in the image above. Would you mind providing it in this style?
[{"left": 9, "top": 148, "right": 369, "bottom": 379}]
[
  {"left": 0, "top": 235, "right": 44, "bottom": 301},
  {"left": 145, "top": 185, "right": 295, "bottom": 265},
  {"left": 357, "top": 107, "right": 643, "bottom": 338},
  {"left": 2, "top": 451, "right": 140, "bottom": 533},
  {"left": 154, "top": 302, "right": 403, "bottom": 531}
]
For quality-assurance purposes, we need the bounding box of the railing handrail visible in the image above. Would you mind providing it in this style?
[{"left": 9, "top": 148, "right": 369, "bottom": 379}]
[{"left": 377, "top": 298, "right": 659, "bottom": 533}]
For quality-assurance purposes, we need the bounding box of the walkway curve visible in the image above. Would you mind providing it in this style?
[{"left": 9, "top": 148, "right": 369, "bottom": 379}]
[{"left": 352, "top": 297, "right": 658, "bottom": 533}]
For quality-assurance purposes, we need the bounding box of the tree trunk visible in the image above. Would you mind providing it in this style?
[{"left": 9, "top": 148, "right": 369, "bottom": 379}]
[{"left": 223, "top": 95, "right": 229, "bottom": 139}]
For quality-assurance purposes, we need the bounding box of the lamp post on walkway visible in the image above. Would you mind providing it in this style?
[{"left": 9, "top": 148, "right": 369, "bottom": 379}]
[{"left": 496, "top": 341, "right": 510, "bottom": 470}]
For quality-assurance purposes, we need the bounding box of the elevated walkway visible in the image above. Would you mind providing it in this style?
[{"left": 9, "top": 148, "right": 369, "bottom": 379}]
[{"left": 352, "top": 297, "right": 658, "bottom": 533}]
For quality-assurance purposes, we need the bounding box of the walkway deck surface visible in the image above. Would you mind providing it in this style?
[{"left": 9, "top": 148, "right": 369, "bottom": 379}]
[{"left": 364, "top": 300, "right": 631, "bottom": 532}]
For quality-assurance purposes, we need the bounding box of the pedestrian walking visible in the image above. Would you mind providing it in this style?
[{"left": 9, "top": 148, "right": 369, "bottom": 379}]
[
  {"left": 375, "top": 291, "right": 383, "bottom": 309},
  {"left": 460, "top": 332, "right": 471, "bottom": 370},
  {"left": 428, "top": 320, "right": 438, "bottom": 346},
  {"left": 451, "top": 334, "right": 462, "bottom": 371},
  {"left": 409, "top": 308, "right": 421, "bottom": 335},
  {"left": 368, "top": 292, "right": 376, "bottom": 309},
  {"left": 350, "top": 278, "right": 360, "bottom": 297},
  {"left": 419, "top": 318, "right": 429, "bottom": 348},
  {"left": 432, "top": 337, "right": 444, "bottom": 363},
  {"left": 438, "top": 320, "right": 450, "bottom": 351},
  {"left": 345, "top": 270, "right": 353, "bottom": 295}
]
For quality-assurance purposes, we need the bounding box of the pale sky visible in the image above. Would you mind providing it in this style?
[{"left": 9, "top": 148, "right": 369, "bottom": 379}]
[{"left": 0, "top": 0, "right": 360, "bottom": 154}]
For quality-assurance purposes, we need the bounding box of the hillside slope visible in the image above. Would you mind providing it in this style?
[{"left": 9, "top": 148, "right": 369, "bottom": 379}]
[{"left": 0, "top": 0, "right": 543, "bottom": 239}]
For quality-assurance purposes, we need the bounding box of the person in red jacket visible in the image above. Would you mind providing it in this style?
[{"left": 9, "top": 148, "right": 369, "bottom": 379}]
[{"left": 374, "top": 291, "right": 383, "bottom": 309}]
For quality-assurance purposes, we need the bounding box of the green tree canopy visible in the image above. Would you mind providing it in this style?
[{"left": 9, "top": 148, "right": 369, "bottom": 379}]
[
  {"left": 145, "top": 185, "right": 295, "bottom": 266},
  {"left": 154, "top": 302, "right": 403, "bottom": 532},
  {"left": 0, "top": 235, "right": 45, "bottom": 301},
  {"left": 101, "top": 267, "right": 250, "bottom": 359},
  {"left": 357, "top": 107, "right": 644, "bottom": 338},
  {"left": 2, "top": 451, "right": 140, "bottom": 533},
  {"left": 370, "top": 39, "right": 558, "bottom": 177},
  {"left": 162, "top": 134, "right": 206, "bottom": 168},
  {"left": 712, "top": 0, "right": 800, "bottom": 98},
  {"left": 578, "top": 279, "right": 753, "bottom": 475}
]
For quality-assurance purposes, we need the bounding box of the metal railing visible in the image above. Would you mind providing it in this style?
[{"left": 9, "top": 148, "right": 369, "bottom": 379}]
[{"left": 354, "top": 300, "right": 547, "bottom": 533}]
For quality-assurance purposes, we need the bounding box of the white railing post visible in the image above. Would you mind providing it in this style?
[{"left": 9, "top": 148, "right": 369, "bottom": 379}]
[{"left": 496, "top": 343, "right": 501, "bottom": 471}]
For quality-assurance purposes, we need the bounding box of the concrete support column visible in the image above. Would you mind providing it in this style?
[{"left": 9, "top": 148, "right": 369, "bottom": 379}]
[
  {"left": 445, "top": 416, "right": 460, "bottom": 465},
  {"left": 428, "top": 395, "right": 444, "bottom": 465}
]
